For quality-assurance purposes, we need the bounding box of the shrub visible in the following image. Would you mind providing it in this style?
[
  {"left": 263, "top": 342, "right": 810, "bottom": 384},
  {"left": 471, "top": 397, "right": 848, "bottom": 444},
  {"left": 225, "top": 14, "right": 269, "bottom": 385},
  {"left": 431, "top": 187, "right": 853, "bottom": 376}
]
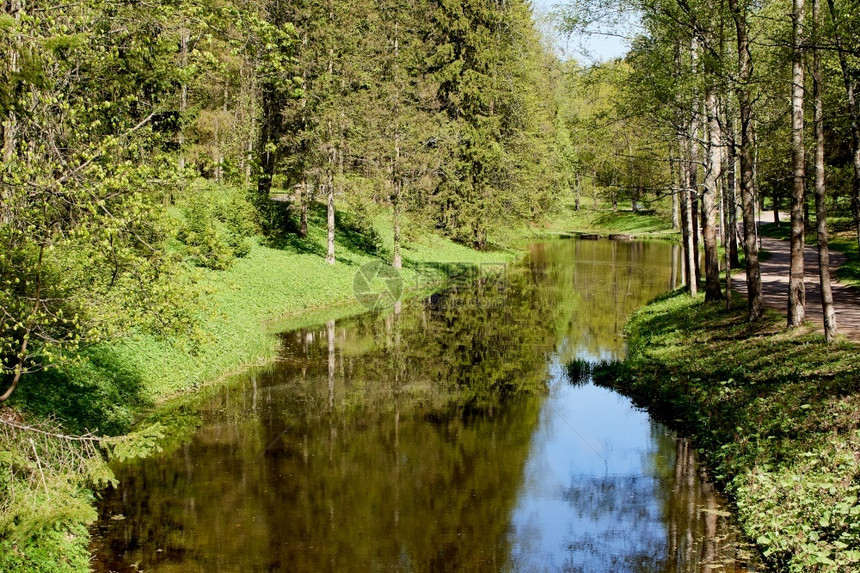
[{"left": 176, "top": 184, "right": 258, "bottom": 270}]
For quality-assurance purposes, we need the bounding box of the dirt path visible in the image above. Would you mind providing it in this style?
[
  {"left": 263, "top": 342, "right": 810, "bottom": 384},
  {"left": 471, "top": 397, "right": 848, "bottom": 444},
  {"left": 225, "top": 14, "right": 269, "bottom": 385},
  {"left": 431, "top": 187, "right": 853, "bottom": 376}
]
[{"left": 733, "top": 214, "right": 860, "bottom": 340}]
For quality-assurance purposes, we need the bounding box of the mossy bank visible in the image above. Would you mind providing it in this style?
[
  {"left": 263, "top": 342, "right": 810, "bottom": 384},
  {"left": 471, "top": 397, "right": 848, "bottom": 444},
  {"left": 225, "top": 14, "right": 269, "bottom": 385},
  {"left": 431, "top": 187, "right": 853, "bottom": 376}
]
[{"left": 594, "top": 291, "right": 860, "bottom": 572}]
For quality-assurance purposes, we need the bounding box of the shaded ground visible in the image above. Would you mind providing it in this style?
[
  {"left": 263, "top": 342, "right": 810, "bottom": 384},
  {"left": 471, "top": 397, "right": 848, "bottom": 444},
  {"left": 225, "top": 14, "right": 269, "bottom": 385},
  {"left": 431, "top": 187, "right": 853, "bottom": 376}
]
[{"left": 734, "top": 213, "right": 860, "bottom": 340}]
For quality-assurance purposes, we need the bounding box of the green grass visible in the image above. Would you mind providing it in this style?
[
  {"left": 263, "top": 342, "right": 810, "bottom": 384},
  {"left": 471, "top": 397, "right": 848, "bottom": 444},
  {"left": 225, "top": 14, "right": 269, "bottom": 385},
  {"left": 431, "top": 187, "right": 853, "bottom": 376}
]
[
  {"left": 533, "top": 195, "right": 677, "bottom": 239},
  {"left": 759, "top": 219, "right": 860, "bottom": 289},
  {"left": 593, "top": 291, "right": 860, "bottom": 572}
]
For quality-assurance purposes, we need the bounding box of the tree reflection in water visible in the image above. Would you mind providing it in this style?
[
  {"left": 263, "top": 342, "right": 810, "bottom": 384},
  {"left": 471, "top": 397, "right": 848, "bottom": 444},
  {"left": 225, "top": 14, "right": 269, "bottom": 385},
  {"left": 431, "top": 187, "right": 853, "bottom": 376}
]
[{"left": 89, "top": 239, "right": 760, "bottom": 572}]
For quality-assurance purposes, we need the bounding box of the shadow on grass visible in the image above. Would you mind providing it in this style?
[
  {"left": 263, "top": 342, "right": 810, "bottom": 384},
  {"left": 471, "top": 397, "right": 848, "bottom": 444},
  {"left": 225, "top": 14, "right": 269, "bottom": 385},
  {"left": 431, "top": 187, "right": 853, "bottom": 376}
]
[
  {"left": 9, "top": 345, "right": 150, "bottom": 436},
  {"left": 261, "top": 201, "right": 384, "bottom": 266}
]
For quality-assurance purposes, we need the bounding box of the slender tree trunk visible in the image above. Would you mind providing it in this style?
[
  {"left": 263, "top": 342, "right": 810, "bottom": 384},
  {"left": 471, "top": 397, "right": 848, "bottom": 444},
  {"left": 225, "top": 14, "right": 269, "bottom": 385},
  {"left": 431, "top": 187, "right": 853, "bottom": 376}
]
[
  {"left": 326, "top": 152, "right": 335, "bottom": 265},
  {"left": 178, "top": 27, "right": 189, "bottom": 172},
  {"left": 813, "top": 0, "right": 837, "bottom": 341},
  {"left": 788, "top": 0, "right": 807, "bottom": 327},
  {"left": 392, "top": 28, "right": 403, "bottom": 270},
  {"left": 672, "top": 242, "right": 679, "bottom": 289},
  {"left": 703, "top": 88, "right": 723, "bottom": 301},
  {"left": 687, "top": 87, "right": 707, "bottom": 287},
  {"left": 688, "top": 128, "right": 701, "bottom": 289},
  {"left": 826, "top": 0, "right": 860, "bottom": 252},
  {"left": 575, "top": 174, "right": 582, "bottom": 211},
  {"left": 773, "top": 193, "right": 780, "bottom": 226},
  {"left": 729, "top": 0, "right": 764, "bottom": 320},
  {"left": 393, "top": 181, "right": 403, "bottom": 270},
  {"left": 726, "top": 102, "right": 741, "bottom": 269},
  {"left": 245, "top": 138, "right": 253, "bottom": 189},
  {"left": 678, "top": 139, "right": 693, "bottom": 290},
  {"left": 672, "top": 157, "right": 680, "bottom": 230},
  {"left": 683, "top": 139, "right": 698, "bottom": 296},
  {"left": 300, "top": 183, "right": 309, "bottom": 238},
  {"left": 721, "top": 124, "right": 733, "bottom": 307},
  {"left": 295, "top": 179, "right": 309, "bottom": 238}
]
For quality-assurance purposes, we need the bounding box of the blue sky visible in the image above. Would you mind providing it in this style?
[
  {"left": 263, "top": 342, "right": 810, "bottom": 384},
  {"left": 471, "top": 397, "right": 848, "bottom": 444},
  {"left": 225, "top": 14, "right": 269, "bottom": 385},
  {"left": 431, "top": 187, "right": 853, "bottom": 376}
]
[{"left": 529, "top": 0, "right": 632, "bottom": 62}]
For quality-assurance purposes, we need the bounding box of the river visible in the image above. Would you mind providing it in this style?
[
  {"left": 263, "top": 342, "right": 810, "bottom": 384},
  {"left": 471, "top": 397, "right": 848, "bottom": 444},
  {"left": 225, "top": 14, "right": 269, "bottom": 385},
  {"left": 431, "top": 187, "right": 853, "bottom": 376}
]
[{"left": 90, "top": 238, "right": 760, "bottom": 572}]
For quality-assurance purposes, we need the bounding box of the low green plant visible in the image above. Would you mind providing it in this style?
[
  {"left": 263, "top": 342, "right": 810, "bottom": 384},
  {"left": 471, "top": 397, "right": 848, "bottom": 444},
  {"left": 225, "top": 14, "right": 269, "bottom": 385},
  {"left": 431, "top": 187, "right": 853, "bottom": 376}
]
[
  {"left": 0, "top": 416, "right": 163, "bottom": 572},
  {"left": 564, "top": 358, "right": 593, "bottom": 385}
]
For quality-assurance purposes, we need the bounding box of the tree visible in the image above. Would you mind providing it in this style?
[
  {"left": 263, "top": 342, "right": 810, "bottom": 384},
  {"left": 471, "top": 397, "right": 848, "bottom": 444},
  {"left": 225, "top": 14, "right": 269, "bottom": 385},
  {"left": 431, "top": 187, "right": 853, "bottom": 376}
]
[
  {"left": 787, "top": 0, "right": 807, "bottom": 327},
  {"left": 727, "top": 0, "right": 763, "bottom": 320},
  {"left": 812, "top": 0, "right": 837, "bottom": 341}
]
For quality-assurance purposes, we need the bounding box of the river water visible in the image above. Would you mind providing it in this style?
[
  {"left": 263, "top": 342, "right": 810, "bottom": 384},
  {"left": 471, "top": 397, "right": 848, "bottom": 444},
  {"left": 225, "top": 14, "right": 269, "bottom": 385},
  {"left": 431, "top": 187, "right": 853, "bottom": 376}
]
[{"left": 90, "top": 238, "right": 760, "bottom": 572}]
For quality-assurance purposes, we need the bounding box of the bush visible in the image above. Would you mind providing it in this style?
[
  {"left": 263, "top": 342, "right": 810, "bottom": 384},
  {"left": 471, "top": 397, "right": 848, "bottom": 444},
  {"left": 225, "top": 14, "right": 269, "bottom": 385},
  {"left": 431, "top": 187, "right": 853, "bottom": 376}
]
[{"left": 176, "top": 184, "right": 258, "bottom": 270}]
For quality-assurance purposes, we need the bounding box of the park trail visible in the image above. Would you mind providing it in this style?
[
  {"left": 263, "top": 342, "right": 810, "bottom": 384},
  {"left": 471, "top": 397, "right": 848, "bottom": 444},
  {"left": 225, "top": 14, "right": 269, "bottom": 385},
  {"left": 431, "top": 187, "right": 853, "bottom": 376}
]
[{"left": 733, "top": 212, "right": 860, "bottom": 340}]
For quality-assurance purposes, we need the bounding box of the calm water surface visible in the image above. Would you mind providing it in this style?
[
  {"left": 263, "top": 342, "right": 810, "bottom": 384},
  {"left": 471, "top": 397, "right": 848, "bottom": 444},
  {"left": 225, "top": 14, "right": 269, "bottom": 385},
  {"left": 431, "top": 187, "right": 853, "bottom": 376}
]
[{"left": 90, "top": 239, "right": 760, "bottom": 572}]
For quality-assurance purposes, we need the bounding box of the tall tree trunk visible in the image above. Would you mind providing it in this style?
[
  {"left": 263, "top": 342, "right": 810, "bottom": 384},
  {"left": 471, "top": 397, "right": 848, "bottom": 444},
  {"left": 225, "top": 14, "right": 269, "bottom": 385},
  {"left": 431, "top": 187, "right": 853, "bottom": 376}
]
[
  {"left": 726, "top": 100, "right": 741, "bottom": 269},
  {"left": 393, "top": 181, "right": 403, "bottom": 269},
  {"left": 773, "top": 193, "right": 780, "bottom": 226},
  {"left": 721, "top": 125, "right": 734, "bottom": 307},
  {"left": 326, "top": 152, "right": 336, "bottom": 265},
  {"left": 672, "top": 156, "right": 680, "bottom": 230},
  {"left": 299, "top": 180, "right": 309, "bottom": 238},
  {"left": 703, "top": 88, "right": 723, "bottom": 301},
  {"left": 729, "top": 0, "right": 764, "bottom": 320},
  {"left": 294, "top": 179, "right": 309, "bottom": 239},
  {"left": 688, "top": 127, "right": 701, "bottom": 289},
  {"left": 178, "top": 27, "right": 189, "bottom": 172},
  {"left": 687, "top": 87, "right": 707, "bottom": 287},
  {"left": 392, "top": 27, "right": 403, "bottom": 270},
  {"left": 788, "top": 0, "right": 807, "bottom": 327},
  {"left": 813, "top": 0, "right": 837, "bottom": 341},
  {"left": 678, "top": 140, "right": 692, "bottom": 289},
  {"left": 681, "top": 137, "right": 698, "bottom": 295},
  {"left": 826, "top": 0, "right": 860, "bottom": 252}
]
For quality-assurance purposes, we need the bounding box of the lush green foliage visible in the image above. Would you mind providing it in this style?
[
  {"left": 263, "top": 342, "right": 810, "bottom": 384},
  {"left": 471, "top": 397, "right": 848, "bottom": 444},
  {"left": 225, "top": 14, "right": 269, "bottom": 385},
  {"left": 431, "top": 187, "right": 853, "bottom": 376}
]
[{"left": 594, "top": 292, "right": 860, "bottom": 571}]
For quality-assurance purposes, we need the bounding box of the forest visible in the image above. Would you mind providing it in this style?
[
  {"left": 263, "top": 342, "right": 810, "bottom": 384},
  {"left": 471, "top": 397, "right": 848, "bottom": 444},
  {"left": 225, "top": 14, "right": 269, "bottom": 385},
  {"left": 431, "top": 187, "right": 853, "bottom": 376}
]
[{"left": 2, "top": 0, "right": 860, "bottom": 570}]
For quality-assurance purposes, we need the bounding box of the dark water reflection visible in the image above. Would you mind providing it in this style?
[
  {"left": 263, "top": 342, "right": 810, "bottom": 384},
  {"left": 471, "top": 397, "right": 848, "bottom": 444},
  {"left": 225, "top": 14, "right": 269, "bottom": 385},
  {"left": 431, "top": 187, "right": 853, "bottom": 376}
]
[{"left": 90, "top": 239, "right": 760, "bottom": 572}]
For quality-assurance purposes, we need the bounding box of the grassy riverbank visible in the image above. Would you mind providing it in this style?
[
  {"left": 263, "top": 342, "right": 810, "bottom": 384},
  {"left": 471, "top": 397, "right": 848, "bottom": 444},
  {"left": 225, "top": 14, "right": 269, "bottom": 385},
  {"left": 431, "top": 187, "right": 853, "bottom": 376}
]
[
  {"left": 594, "top": 292, "right": 860, "bottom": 572},
  {"left": 531, "top": 196, "right": 678, "bottom": 239}
]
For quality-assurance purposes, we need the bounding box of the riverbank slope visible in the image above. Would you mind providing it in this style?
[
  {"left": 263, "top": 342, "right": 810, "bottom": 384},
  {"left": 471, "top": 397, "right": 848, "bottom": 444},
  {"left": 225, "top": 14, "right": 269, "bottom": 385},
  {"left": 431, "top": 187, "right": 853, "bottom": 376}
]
[{"left": 595, "top": 292, "right": 860, "bottom": 572}]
